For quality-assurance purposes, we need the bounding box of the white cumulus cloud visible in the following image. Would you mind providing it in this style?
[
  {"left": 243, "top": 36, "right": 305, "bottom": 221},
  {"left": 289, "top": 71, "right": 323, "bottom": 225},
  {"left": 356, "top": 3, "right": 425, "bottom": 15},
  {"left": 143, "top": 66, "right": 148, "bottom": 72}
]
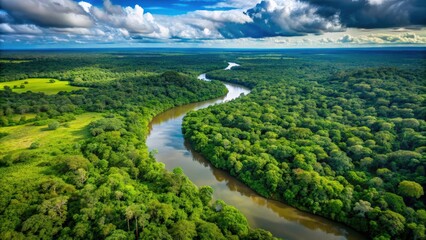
[
  {"left": 0, "top": 0, "right": 93, "bottom": 28},
  {"left": 90, "top": 1, "right": 170, "bottom": 38}
]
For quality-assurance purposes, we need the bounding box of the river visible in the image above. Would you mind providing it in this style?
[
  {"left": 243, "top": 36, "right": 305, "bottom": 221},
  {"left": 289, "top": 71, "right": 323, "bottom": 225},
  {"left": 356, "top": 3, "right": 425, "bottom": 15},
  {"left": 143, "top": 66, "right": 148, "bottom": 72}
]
[{"left": 146, "top": 63, "right": 365, "bottom": 240}]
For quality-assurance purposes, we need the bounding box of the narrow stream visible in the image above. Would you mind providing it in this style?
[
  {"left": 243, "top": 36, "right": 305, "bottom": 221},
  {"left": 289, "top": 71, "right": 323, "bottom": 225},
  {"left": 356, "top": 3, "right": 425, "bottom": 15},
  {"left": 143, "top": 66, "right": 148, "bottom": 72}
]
[{"left": 146, "top": 64, "right": 365, "bottom": 240}]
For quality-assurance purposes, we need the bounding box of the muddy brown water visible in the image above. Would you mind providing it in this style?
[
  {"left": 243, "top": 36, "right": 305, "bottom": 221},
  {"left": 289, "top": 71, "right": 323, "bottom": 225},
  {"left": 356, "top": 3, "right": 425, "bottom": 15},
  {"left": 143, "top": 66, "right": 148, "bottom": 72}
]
[{"left": 146, "top": 69, "right": 365, "bottom": 240}]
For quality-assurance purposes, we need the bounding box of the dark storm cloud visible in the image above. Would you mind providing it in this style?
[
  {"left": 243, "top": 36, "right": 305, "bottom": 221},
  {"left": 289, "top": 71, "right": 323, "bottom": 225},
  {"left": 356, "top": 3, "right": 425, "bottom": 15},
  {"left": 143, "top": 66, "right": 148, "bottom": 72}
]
[
  {"left": 302, "top": 0, "right": 426, "bottom": 28},
  {"left": 0, "top": 11, "right": 13, "bottom": 24},
  {"left": 0, "top": 0, "right": 93, "bottom": 28},
  {"left": 218, "top": 0, "right": 343, "bottom": 38}
]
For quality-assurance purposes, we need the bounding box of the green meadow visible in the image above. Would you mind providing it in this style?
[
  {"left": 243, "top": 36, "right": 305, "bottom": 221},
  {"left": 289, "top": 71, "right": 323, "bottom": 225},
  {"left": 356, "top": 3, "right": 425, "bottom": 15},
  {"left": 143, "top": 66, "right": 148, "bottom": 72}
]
[
  {"left": 0, "top": 78, "right": 83, "bottom": 94},
  {"left": 0, "top": 113, "right": 102, "bottom": 156},
  {"left": 0, "top": 113, "right": 102, "bottom": 201},
  {"left": 0, "top": 113, "right": 101, "bottom": 224}
]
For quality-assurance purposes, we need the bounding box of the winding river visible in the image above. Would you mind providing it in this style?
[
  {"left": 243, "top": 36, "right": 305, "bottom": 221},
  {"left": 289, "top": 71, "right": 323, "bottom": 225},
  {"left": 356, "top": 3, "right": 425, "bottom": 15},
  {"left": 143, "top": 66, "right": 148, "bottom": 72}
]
[{"left": 146, "top": 63, "right": 365, "bottom": 240}]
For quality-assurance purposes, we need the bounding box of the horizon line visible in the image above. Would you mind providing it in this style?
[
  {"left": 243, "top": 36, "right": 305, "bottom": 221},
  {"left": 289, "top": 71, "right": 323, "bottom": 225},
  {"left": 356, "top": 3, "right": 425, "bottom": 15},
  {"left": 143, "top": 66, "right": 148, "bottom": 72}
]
[{"left": 2, "top": 46, "right": 426, "bottom": 52}]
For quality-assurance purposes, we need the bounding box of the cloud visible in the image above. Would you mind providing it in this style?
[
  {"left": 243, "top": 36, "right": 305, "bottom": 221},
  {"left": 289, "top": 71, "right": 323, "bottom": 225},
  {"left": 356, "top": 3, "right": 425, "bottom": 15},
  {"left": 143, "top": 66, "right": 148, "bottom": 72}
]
[
  {"left": 149, "top": 9, "right": 253, "bottom": 39},
  {"left": 220, "top": 0, "right": 343, "bottom": 38},
  {"left": 191, "top": 10, "right": 252, "bottom": 24},
  {"left": 338, "top": 34, "right": 354, "bottom": 43},
  {"left": 319, "top": 37, "right": 333, "bottom": 43},
  {"left": 1, "top": 0, "right": 425, "bottom": 48},
  {"left": 0, "top": 10, "right": 13, "bottom": 23},
  {"left": 337, "top": 32, "right": 426, "bottom": 44},
  {"left": 302, "top": 0, "right": 426, "bottom": 28},
  {"left": 78, "top": 1, "right": 92, "bottom": 13},
  {"left": 0, "top": 23, "right": 42, "bottom": 34},
  {"left": 90, "top": 0, "right": 169, "bottom": 38},
  {"left": 0, "top": 0, "right": 93, "bottom": 28},
  {"left": 92, "top": 0, "right": 344, "bottom": 40},
  {"left": 362, "top": 32, "right": 426, "bottom": 44},
  {"left": 205, "top": 0, "right": 259, "bottom": 10},
  {"left": 0, "top": 0, "right": 346, "bottom": 40},
  {"left": 367, "top": 0, "right": 387, "bottom": 6}
]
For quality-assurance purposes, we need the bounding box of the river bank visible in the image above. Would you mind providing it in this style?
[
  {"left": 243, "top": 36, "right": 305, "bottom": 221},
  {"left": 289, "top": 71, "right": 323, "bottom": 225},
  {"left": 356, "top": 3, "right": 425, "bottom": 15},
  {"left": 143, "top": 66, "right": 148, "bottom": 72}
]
[{"left": 147, "top": 63, "right": 365, "bottom": 240}]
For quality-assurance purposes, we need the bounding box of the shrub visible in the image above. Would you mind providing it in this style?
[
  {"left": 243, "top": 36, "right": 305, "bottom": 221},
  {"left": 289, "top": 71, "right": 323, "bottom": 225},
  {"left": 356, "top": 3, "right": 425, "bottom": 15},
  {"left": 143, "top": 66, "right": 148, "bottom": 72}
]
[
  {"left": 47, "top": 121, "right": 60, "bottom": 130},
  {"left": 29, "top": 142, "right": 41, "bottom": 149},
  {"left": 0, "top": 154, "right": 13, "bottom": 167},
  {"left": 0, "top": 132, "right": 8, "bottom": 138},
  {"left": 89, "top": 118, "right": 123, "bottom": 136}
]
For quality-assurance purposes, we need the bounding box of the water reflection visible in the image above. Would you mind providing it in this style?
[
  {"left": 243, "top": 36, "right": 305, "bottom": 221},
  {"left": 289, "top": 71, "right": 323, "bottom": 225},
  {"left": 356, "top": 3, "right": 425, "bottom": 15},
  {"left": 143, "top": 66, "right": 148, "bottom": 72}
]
[{"left": 146, "top": 74, "right": 365, "bottom": 240}]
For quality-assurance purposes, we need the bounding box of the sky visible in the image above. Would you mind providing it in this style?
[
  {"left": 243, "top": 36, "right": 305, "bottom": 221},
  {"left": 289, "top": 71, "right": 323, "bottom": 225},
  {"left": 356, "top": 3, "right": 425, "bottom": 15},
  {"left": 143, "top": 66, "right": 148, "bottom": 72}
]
[{"left": 0, "top": 0, "right": 426, "bottom": 49}]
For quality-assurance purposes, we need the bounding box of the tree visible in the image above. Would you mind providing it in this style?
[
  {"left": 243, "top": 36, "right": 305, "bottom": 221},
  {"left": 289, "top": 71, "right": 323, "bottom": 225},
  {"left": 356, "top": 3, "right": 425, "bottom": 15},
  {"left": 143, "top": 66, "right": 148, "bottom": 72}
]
[
  {"left": 213, "top": 200, "right": 249, "bottom": 236},
  {"left": 0, "top": 116, "right": 9, "bottom": 126},
  {"left": 196, "top": 222, "right": 226, "bottom": 240},
  {"left": 199, "top": 186, "right": 213, "bottom": 205},
  {"left": 246, "top": 228, "right": 276, "bottom": 240},
  {"left": 407, "top": 223, "right": 425, "bottom": 240},
  {"left": 48, "top": 121, "right": 60, "bottom": 130},
  {"left": 328, "top": 199, "right": 343, "bottom": 220},
  {"left": 398, "top": 180, "right": 424, "bottom": 199},
  {"left": 353, "top": 200, "right": 372, "bottom": 217},
  {"left": 142, "top": 224, "right": 173, "bottom": 240},
  {"left": 378, "top": 210, "right": 406, "bottom": 237},
  {"left": 383, "top": 192, "right": 406, "bottom": 214},
  {"left": 105, "top": 230, "right": 129, "bottom": 240},
  {"left": 328, "top": 150, "right": 354, "bottom": 173},
  {"left": 125, "top": 204, "right": 146, "bottom": 239},
  {"left": 265, "top": 169, "right": 281, "bottom": 193},
  {"left": 169, "top": 220, "right": 197, "bottom": 240}
]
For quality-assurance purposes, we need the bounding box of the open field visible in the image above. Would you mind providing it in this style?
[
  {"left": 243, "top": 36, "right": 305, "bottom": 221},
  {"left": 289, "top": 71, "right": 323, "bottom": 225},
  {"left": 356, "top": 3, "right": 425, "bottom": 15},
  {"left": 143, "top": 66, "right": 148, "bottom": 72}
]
[
  {"left": 0, "top": 113, "right": 103, "bottom": 212},
  {"left": 0, "top": 113, "right": 102, "bottom": 156},
  {"left": 0, "top": 78, "right": 84, "bottom": 94}
]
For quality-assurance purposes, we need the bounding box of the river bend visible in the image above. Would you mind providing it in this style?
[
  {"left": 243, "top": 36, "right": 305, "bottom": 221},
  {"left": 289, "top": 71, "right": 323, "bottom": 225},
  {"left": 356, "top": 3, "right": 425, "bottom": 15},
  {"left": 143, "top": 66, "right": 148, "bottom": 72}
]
[{"left": 146, "top": 63, "right": 365, "bottom": 240}]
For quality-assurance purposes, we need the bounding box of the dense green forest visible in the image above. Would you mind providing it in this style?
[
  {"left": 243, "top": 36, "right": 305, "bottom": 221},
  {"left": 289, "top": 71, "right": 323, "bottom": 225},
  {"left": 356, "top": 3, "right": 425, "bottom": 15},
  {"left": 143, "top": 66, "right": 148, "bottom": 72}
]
[
  {"left": 1, "top": 49, "right": 425, "bottom": 240},
  {"left": 183, "top": 50, "right": 426, "bottom": 239},
  {"left": 0, "top": 52, "right": 276, "bottom": 239}
]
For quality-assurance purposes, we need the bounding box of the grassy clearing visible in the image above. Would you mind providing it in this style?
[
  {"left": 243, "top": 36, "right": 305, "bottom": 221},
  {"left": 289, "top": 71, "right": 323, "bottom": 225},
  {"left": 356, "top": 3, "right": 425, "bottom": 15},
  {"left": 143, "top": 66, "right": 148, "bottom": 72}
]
[
  {"left": 0, "top": 113, "right": 102, "bottom": 156},
  {"left": 0, "top": 78, "right": 84, "bottom": 94},
  {"left": 0, "top": 113, "right": 102, "bottom": 192},
  {"left": 0, "top": 113, "right": 103, "bottom": 200}
]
